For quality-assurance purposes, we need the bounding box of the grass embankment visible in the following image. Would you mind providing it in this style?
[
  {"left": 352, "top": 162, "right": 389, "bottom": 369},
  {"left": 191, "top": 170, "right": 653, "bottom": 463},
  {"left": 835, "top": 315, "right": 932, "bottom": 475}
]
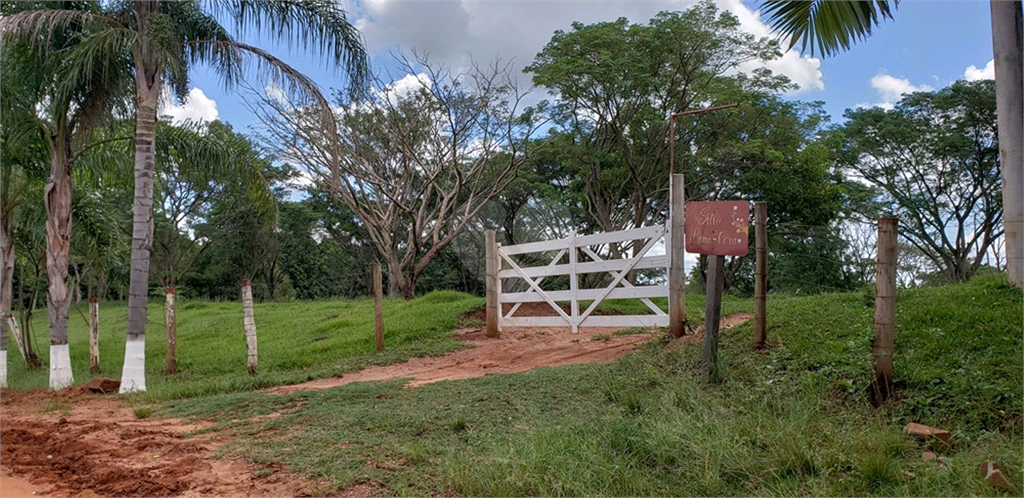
[
  {"left": 4, "top": 291, "right": 483, "bottom": 399},
  {"left": 148, "top": 274, "right": 1022, "bottom": 496}
]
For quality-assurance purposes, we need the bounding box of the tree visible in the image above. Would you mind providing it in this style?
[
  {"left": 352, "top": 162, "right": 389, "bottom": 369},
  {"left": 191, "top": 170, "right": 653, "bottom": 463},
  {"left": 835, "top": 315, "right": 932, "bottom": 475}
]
[
  {"left": 762, "top": 0, "right": 1024, "bottom": 288},
  {"left": 0, "top": 2, "right": 132, "bottom": 389},
  {"left": 254, "top": 53, "right": 543, "bottom": 298},
  {"left": 835, "top": 80, "right": 1002, "bottom": 283},
  {"left": 1, "top": 0, "right": 368, "bottom": 391},
  {"left": 525, "top": 3, "right": 786, "bottom": 243}
]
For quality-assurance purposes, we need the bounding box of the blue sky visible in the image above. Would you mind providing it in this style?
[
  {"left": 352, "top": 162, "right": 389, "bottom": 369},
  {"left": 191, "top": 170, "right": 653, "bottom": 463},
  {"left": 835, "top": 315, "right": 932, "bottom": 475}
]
[{"left": 163, "top": 0, "right": 997, "bottom": 133}]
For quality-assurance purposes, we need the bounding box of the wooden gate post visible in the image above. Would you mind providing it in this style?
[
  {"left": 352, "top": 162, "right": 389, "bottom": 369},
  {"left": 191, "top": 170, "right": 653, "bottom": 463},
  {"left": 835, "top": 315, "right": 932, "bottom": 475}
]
[
  {"left": 753, "top": 202, "right": 767, "bottom": 348},
  {"left": 669, "top": 173, "right": 687, "bottom": 337},
  {"left": 871, "top": 218, "right": 898, "bottom": 405},
  {"left": 372, "top": 262, "right": 385, "bottom": 351},
  {"left": 485, "top": 230, "right": 499, "bottom": 337}
]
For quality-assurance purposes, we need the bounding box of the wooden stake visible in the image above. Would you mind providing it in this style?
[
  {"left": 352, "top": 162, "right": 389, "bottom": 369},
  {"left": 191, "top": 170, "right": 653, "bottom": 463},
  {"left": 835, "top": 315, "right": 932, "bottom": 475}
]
[
  {"left": 871, "top": 218, "right": 898, "bottom": 405},
  {"left": 89, "top": 297, "right": 100, "bottom": 374},
  {"left": 485, "top": 230, "right": 499, "bottom": 338},
  {"left": 701, "top": 255, "right": 724, "bottom": 383},
  {"left": 669, "top": 174, "right": 687, "bottom": 337},
  {"left": 754, "top": 202, "right": 767, "bottom": 348},
  {"left": 8, "top": 314, "right": 27, "bottom": 362},
  {"left": 373, "top": 262, "right": 385, "bottom": 351},
  {"left": 164, "top": 288, "right": 177, "bottom": 374},
  {"left": 241, "top": 279, "right": 258, "bottom": 376}
]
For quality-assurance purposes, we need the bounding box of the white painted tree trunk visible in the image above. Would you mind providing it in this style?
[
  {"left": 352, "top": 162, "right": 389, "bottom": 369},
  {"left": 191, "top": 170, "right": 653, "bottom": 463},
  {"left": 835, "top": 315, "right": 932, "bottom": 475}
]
[
  {"left": 49, "top": 343, "right": 73, "bottom": 390},
  {"left": 0, "top": 353, "right": 6, "bottom": 388},
  {"left": 241, "top": 280, "right": 258, "bottom": 376},
  {"left": 119, "top": 338, "right": 147, "bottom": 393},
  {"left": 991, "top": 1, "right": 1024, "bottom": 287},
  {"left": 89, "top": 297, "right": 100, "bottom": 374}
]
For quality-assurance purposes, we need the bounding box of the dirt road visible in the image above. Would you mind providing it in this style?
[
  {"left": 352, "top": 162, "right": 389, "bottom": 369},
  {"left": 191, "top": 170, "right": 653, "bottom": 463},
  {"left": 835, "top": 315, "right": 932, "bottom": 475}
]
[{"left": 1, "top": 314, "right": 749, "bottom": 497}]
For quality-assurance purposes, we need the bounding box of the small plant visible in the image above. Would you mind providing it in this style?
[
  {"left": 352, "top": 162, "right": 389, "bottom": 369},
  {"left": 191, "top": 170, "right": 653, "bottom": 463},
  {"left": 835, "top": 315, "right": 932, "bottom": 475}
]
[
  {"left": 592, "top": 334, "right": 612, "bottom": 341},
  {"left": 39, "top": 401, "right": 73, "bottom": 415},
  {"left": 134, "top": 406, "right": 156, "bottom": 419}
]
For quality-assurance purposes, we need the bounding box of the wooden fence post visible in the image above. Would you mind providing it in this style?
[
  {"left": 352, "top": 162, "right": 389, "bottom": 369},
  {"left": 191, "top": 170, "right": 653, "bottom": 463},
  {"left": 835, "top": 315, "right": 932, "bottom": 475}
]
[
  {"left": 871, "top": 218, "right": 898, "bottom": 406},
  {"left": 753, "top": 202, "right": 767, "bottom": 348},
  {"left": 701, "top": 254, "right": 725, "bottom": 383},
  {"left": 669, "top": 173, "right": 687, "bottom": 337},
  {"left": 89, "top": 297, "right": 100, "bottom": 374},
  {"left": 373, "top": 262, "right": 385, "bottom": 351},
  {"left": 164, "top": 288, "right": 177, "bottom": 374},
  {"left": 485, "top": 230, "right": 500, "bottom": 338},
  {"left": 241, "top": 279, "right": 258, "bottom": 376}
]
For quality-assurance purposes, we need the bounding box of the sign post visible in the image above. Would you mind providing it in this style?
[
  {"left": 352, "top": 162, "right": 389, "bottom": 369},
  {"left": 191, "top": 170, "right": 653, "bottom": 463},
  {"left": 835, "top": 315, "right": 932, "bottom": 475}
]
[{"left": 685, "top": 201, "right": 749, "bottom": 383}]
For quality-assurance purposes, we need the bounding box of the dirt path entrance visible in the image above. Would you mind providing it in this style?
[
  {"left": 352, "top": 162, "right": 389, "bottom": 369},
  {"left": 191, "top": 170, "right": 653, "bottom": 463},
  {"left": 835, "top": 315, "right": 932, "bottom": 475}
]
[{"left": 1, "top": 313, "right": 751, "bottom": 497}]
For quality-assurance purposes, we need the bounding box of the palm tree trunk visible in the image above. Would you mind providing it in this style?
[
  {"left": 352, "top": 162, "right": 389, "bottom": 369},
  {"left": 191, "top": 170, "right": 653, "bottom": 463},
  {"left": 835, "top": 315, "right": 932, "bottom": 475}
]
[
  {"left": 991, "top": 1, "right": 1024, "bottom": 288},
  {"left": 121, "top": 33, "right": 162, "bottom": 392},
  {"left": 0, "top": 215, "right": 13, "bottom": 387},
  {"left": 44, "top": 149, "right": 74, "bottom": 390},
  {"left": 241, "top": 279, "right": 258, "bottom": 376}
]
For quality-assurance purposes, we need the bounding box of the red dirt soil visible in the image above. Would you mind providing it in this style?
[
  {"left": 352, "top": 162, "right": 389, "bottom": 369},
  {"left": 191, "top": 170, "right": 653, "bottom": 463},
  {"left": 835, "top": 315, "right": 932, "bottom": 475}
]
[{"left": 1, "top": 312, "right": 750, "bottom": 497}]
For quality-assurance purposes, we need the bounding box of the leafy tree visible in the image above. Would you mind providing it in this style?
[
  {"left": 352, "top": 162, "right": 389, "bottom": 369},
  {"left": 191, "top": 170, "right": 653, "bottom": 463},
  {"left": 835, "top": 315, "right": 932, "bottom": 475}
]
[
  {"left": 255, "top": 52, "right": 543, "bottom": 298},
  {"left": 762, "top": 0, "right": 1023, "bottom": 288},
  {"left": 834, "top": 80, "right": 1003, "bottom": 283},
  {"left": 525, "top": 2, "right": 786, "bottom": 244},
  {"left": 1, "top": 0, "right": 368, "bottom": 391},
  {"left": 1, "top": 0, "right": 133, "bottom": 389}
]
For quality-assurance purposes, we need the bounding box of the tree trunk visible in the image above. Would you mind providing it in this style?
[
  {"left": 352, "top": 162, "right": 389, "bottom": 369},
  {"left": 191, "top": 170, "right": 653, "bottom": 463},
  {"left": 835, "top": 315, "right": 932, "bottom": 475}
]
[
  {"left": 121, "top": 19, "right": 161, "bottom": 392},
  {"left": 0, "top": 217, "right": 13, "bottom": 387},
  {"left": 241, "top": 280, "right": 258, "bottom": 376},
  {"left": 7, "top": 315, "right": 29, "bottom": 366},
  {"left": 164, "top": 288, "right": 177, "bottom": 374},
  {"left": 44, "top": 147, "right": 74, "bottom": 390},
  {"left": 991, "top": 1, "right": 1024, "bottom": 288}
]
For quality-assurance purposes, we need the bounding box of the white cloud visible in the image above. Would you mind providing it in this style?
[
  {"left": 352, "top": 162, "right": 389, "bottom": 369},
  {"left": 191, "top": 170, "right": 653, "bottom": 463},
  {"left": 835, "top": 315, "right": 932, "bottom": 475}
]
[
  {"left": 723, "top": 0, "right": 824, "bottom": 94},
  {"left": 351, "top": 0, "right": 824, "bottom": 98},
  {"left": 964, "top": 59, "right": 995, "bottom": 81},
  {"left": 866, "top": 74, "right": 933, "bottom": 108},
  {"left": 159, "top": 88, "right": 219, "bottom": 124}
]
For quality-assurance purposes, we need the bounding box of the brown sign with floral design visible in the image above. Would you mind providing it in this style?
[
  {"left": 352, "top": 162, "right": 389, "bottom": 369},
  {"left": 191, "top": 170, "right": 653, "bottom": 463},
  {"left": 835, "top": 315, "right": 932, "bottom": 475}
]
[{"left": 684, "top": 201, "right": 750, "bottom": 256}]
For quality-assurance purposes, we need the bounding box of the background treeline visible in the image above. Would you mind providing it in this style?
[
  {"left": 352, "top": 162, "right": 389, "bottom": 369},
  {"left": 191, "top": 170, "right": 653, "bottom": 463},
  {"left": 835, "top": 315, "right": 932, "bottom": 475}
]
[{"left": 3, "top": 1, "right": 1005, "bottom": 311}]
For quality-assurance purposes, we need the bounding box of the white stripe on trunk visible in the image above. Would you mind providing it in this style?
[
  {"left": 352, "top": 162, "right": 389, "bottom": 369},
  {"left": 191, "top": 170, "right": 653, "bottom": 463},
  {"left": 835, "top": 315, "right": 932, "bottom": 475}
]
[
  {"left": 49, "top": 343, "right": 73, "bottom": 390},
  {"left": 119, "top": 338, "right": 147, "bottom": 392},
  {"left": 0, "top": 353, "right": 7, "bottom": 387}
]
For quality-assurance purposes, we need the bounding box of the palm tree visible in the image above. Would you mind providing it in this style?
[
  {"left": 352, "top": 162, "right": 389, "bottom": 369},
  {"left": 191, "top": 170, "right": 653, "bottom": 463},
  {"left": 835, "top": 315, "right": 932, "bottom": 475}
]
[
  {"left": 1, "top": 1, "right": 133, "bottom": 389},
  {"left": 762, "top": 0, "right": 1023, "bottom": 289},
  {"left": 1, "top": 0, "right": 368, "bottom": 392}
]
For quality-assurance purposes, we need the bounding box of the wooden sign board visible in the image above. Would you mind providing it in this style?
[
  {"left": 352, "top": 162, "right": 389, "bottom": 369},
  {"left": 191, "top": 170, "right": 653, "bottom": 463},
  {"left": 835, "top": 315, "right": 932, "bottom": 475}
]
[{"left": 685, "top": 201, "right": 750, "bottom": 256}]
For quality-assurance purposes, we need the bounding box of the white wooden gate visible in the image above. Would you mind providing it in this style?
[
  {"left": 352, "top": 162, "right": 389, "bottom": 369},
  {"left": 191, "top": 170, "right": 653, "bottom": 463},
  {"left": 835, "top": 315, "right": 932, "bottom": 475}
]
[{"left": 496, "top": 225, "right": 669, "bottom": 332}]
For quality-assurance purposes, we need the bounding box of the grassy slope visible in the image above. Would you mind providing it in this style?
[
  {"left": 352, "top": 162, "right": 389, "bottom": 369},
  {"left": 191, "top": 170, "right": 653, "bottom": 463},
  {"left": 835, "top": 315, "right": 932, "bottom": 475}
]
[
  {"left": 4, "top": 277, "right": 1020, "bottom": 495},
  {"left": 4, "top": 290, "right": 483, "bottom": 399},
  {"left": 148, "top": 274, "right": 1022, "bottom": 497}
]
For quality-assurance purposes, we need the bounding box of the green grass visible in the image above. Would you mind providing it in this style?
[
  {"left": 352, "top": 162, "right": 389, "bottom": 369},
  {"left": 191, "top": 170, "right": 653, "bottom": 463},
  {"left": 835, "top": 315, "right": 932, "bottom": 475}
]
[
  {"left": 6, "top": 276, "right": 1021, "bottom": 496},
  {"left": 4, "top": 290, "right": 483, "bottom": 400}
]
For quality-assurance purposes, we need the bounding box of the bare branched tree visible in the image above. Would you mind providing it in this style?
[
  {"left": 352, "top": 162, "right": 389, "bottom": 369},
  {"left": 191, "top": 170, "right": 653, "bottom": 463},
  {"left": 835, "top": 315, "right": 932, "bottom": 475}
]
[{"left": 253, "top": 52, "right": 545, "bottom": 298}]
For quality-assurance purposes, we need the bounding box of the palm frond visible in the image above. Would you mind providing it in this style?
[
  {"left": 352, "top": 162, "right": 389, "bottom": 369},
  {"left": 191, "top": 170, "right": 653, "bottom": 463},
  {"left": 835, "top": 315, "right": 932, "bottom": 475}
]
[
  {"left": 0, "top": 8, "right": 125, "bottom": 51},
  {"left": 761, "top": 0, "right": 899, "bottom": 57},
  {"left": 212, "top": 0, "right": 369, "bottom": 90}
]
